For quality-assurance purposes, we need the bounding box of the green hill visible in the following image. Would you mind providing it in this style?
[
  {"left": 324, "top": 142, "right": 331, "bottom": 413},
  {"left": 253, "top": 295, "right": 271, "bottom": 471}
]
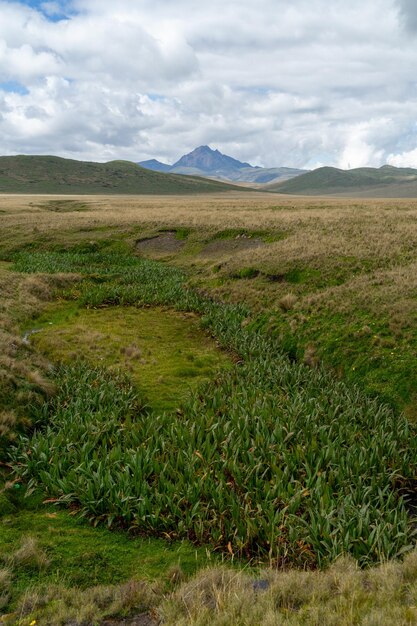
[
  {"left": 0, "top": 155, "right": 242, "bottom": 194},
  {"left": 268, "top": 164, "right": 417, "bottom": 197}
]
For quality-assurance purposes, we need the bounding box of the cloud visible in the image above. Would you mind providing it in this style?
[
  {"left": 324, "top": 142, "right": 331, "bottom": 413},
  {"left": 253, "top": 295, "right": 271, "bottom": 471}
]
[
  {"left": 0, "top": 0, "right": 416, "bottom": 168},
  {"left": 396, "top": 0, "right": 417, "bottom": 31}
]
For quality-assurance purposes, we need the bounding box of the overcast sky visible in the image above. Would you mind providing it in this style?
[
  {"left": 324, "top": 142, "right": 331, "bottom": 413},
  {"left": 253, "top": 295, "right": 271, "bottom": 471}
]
[{"left": 1, "top": 0, "right": 417, "bottom": 168}]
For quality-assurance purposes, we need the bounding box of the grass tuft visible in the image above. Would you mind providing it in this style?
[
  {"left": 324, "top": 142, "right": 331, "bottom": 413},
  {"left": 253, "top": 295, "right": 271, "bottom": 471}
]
[
  {"left": 0, "top": 568, "right": 12, "bottom": 610},
  {"left": 7, "top": 536, "right": 50, "bottom": 571},
  {"left": 279, "top": 293, "right": 298, "bottom": 311},
  {"left": 16, "top": 579, "right": 158, "bottom": 625}
]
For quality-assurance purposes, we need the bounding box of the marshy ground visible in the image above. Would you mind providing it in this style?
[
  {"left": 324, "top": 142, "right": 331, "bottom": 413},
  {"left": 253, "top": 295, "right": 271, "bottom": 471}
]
[
  {"left": 28, "top": 305, "right": 232, "bottom": 412},
  {"left": 1, "top": 192, "right": 417, "bottom": 624}
]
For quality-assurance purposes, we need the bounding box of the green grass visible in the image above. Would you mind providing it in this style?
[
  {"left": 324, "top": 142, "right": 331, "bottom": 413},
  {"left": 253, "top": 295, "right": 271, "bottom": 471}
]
[
  {"left": 0, "top": 508, "right": 210, "bottom": 608},
  {"left": 0, "top": 155, "right": 242, "bottom": 195},
  {"left": 262, "top": 297, "right": 417, "bottom": 417},
  {"left": 29, "top": 305, "right": 232, "bottom": 412},
  {"left": 200, "top": 242, "right": 417, "bottom": 418},
  {"left": 269, "top": 164, "right": 417, "bottom": 196},
  {"left": 231, "top": 267, "right": 260, "bottom": 279},
  {"left": 8, "top": 249, "right": 417, "bottom": 569}
]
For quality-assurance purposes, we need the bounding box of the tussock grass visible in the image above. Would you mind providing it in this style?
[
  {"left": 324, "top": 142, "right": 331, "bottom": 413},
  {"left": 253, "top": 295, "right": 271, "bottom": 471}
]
[
  {"left": 161, "top": 551, "right": 417, "bottom": 625},
  {"left": 6, "top": 553, "right": 417, "bottom": 624},
  {"left": 6, "top": 536, "right": 50, "bottom": 572},
  {"left": 0, "top": 411, "right": 17, "bottom": 437},
  {"left": 0, "top": 568, "right": 12, "bottom": 610},
  {"left": 6, "top": 554, "right": 417, "bottom": 624},
  {"left": 0, "top": 268, "right": 79, "bottom": 450},
  {"left": 279, "top": 293, "right": 298, "bottom": 311},
  {"left": 15, "top": 579, "right": 157, "bottom": 626}
]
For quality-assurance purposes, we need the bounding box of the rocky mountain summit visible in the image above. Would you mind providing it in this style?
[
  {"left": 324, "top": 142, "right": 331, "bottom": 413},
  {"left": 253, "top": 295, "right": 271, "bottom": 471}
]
[{"left": 138, "top": 146, "right": 306, "bottom": 184}]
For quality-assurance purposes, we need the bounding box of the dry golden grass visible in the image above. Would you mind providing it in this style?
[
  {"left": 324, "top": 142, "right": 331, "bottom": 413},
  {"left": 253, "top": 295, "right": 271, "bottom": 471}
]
[
  {"left": 15, "top": 580, "right": 157, "bottom": 626},
  {"left": 2, "top": 192, "right": 417, "bottom": 271},
  {"left": 161, "top": 551, "right": 417, "bottom": 625},
  {"left": 2, "top": 192, "right": 417, "bottom": 238},
  {"left": 303, "top": 259, "right": 417, "bottom": 317},
  {"left": 7, "top": 536, "right": 50, "bottom": 571},
  {"left": 0, "top": 411, "right": 16, "bottom": 437},
  {"left": 279, "top": 293, "right": 298, "bottom": 312},
  {"left": 0, "top": 568, "right": 12, "bottom": 611},
  {"left": 0, "top": 267, "right": 79, "bottom": 443},
  {"left": 3, "top": 192, "right": 417, "bottom": 299},
  {"left": 6, "top": 549, "right": 417, "bottom": 625}
]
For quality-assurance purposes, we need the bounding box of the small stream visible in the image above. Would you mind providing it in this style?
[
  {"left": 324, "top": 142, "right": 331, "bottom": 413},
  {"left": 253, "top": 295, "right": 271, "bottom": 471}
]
[{"left": 22, "top": 327, "right": 45, "bottom": 345}]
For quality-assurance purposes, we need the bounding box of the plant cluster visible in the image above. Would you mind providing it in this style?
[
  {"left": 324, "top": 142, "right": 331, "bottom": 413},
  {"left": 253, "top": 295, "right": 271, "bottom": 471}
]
[{"left": 10, "top": 251, "right": 417, "bottom": 567}]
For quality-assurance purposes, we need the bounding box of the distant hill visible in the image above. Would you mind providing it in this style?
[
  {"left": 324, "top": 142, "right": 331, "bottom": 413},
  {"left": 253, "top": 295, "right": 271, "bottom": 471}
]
[
  {"left": 268, "top": 164, "right": 417, "bottom": 197},
  {"left": 138, "top": 158, "right": 171, "bottom": 173},
  {"left": 0, "top": 155, "right": 242, "bottom": 194},
  {"left": 138, "top": 145, "right": 306, "bottom": 184}
]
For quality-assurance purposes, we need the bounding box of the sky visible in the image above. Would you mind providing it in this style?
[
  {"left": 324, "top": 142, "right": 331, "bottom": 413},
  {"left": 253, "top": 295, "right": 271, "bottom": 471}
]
[{"left": 1, "top": 0, "right": 417, "bottom": 168}]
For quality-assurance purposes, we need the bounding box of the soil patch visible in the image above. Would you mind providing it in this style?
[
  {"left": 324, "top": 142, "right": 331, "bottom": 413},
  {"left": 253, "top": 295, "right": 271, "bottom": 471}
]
[
  {"left": 136, "top": 232, "right": 185, "bottom": 255},
  {"left": 200, "top": 236, "right": 264, "bottom": 257}
]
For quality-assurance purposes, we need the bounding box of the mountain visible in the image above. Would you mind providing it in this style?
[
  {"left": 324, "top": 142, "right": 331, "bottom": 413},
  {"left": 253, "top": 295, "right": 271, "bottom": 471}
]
[
  {"left": 138, "top": 146, "right": 306, "bottom": 184},
  {"left": 172, "top": 145, "right": 251, "bottom": 173},
  {"left": 0, "top": 155, "right": 242, "bottom": 195},
  {"left": 138, "top": 158, "right": 171, "bottom": 173},
  {"left": 226, "top": 166, "right": 308, "bottom": 184},
  {"left": 268, "top": 165, "right": 417, "bottom": 197}
]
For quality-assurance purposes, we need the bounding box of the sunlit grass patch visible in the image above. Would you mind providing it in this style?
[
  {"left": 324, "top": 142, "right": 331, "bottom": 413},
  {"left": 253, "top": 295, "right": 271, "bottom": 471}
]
[
  {"left": 0, "top": 508, "right": 211, "bottom": 614},
  {"left": 161, "top": 552, "right": 417, "bottom": 626},
  {"left": 29, "top": 305, "right": 232, "bottom": 411}
]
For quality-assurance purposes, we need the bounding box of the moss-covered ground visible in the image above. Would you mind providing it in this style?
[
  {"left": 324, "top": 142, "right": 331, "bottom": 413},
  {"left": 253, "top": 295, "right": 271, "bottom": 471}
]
[
  {"left": 0, "top": 506, "right": 211, "bottom": 611},
  {"left": 28, "top": 305, "right": 232, "bottom": 412}
]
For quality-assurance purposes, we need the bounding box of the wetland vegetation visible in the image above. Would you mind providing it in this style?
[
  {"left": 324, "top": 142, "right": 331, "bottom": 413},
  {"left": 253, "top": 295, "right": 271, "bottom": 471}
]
[{"left": 1, "top": 193, "right": 417, "bottom": 624}]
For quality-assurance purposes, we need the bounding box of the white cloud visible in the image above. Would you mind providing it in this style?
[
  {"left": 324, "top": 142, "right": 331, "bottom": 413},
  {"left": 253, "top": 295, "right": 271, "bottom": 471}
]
[
  {"left": 338, "top": 122, "right": 386, "bottom": 170},
  {"left": 0, "top": 0, "right": 416, "bottom": 167}
]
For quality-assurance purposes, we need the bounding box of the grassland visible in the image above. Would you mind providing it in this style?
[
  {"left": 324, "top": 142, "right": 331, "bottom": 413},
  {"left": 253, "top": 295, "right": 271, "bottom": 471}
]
[
  {"left": 2, "top": 192, "right": 414, "bottom": 413},
  {"left": 0, "top": 156, "right": 241, "bottom": 194},
  {"left": 268, "top": 164, "right": 417, "bottom": 197},
  {"left": 1, "top": 192, "right": 417, "bottom": 624}
]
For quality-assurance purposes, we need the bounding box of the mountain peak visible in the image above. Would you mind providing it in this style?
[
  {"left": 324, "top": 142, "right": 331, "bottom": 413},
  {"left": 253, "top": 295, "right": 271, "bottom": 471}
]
[
  {"left": 138, "top": 146, "right": 307, "bottom": 184},
  {"left": 173, "top": 145, "right": 251, "bottom": 172},
  {"left": 138, "top": 158, "right": 171, "bottom": 173},
  {"left": 195, "top": 145, "right": 215, "bottom": 152}
]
